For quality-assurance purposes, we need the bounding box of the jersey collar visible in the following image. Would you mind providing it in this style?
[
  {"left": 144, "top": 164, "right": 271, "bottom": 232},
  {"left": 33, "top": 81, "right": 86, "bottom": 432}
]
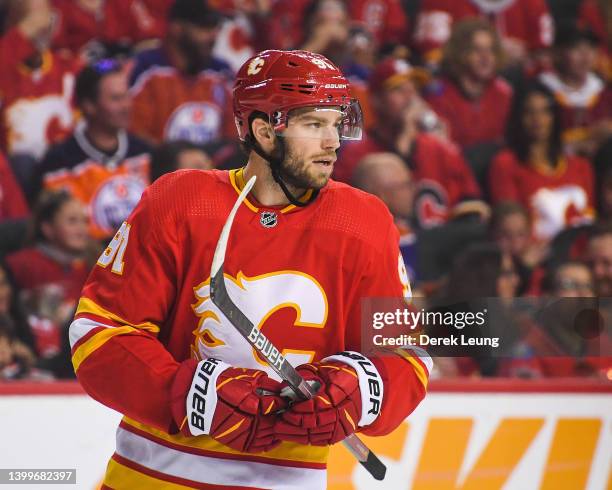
[{"left": 229, "top": 168, "right": 314, "bottom": 214}]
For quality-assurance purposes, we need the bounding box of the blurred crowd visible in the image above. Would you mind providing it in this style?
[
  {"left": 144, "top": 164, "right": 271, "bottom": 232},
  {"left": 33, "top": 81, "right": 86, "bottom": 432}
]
[{"left": 0, "top": 0, "right": 610, "bottom": 381}]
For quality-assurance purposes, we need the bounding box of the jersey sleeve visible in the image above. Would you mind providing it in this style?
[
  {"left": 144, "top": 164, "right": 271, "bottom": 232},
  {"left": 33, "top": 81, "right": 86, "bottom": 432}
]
[
  {"left": 344, "top": 199, "right": 431, "bottom": 436},
  {"left": 69, "top": 173, "right": 183, "bottom": 433}
]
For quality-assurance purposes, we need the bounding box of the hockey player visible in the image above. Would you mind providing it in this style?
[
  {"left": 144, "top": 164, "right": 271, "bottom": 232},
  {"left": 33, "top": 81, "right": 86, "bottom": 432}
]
[{"left": 69, "top": 49, "right": 431, "bottom": 489}]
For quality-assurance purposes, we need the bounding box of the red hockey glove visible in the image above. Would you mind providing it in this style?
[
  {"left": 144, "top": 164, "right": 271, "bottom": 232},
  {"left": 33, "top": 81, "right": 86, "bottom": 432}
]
[
  {"left": 275, "top": 351, "right": 385, "bottom": 446},
  {"left": 171, "top": 358, "right": 288, "bottom": 453}
]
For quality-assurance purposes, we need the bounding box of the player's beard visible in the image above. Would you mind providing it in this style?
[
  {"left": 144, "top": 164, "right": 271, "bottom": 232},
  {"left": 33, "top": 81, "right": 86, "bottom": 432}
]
[{"left": 276, "top": 140, "right": 335, "bottom": 191}]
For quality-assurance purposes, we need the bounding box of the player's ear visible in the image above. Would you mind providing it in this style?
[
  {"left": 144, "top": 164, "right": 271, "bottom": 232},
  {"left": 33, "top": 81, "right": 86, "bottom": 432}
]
[{"left": 251, "top": 118, "right": 275, "bottom": 152}]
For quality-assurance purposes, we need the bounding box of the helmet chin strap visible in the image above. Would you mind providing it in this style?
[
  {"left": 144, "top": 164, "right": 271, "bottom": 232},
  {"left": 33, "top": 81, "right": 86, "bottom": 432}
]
[{"left": 250, "top": 135, "right": 319, "bottom": 208}]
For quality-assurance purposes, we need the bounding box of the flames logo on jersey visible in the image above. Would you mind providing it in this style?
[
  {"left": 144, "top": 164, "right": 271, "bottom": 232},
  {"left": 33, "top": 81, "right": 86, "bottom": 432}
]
[
  {"left": 414, "top": 179, "right": 449, "bottom": 229},
  {"left": 531, "top": 185, "right": 593, "bottom": 240},
  {"left": 191, "top": 270, "right": 328, "bottom": 380}
]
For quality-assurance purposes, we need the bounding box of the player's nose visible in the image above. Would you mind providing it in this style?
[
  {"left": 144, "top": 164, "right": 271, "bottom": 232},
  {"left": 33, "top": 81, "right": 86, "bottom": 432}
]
[{"left": 321, "top": 127, "right": 340, "bottom": 150}]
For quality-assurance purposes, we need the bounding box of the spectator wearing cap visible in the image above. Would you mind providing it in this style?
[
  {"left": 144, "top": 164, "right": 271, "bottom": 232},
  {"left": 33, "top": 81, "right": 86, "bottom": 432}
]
[
  {"left": 425, "top": 19, "right": 513, "bottom": 150},
  {"left": 128, "top": 0, "right": 235, "bottom": 146},
  {"left": 489, "top": 83, "right": 595, "bottom": 243},
  {"left": 0, "top": 0, "right": 81, "bottom": 160},
  {"left": 37, "top": 60, "right": 152, "bottom": 240},
  {"left": 539, "top": 22, "right": 612, "bottom": 158},
  {"left": 335, "top": 57, "right": 489, "bottom": 230},
  {"left": 413, "top": 0, "right": 554, "bottom": 70}
]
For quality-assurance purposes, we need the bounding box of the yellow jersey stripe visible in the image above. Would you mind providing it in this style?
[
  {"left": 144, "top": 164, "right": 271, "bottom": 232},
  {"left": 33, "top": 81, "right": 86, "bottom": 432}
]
[
  {"left": 76, "top": 297, "right": 160, "bottom": 334},
  {"left": 229, "top": 169, "right": 259, "bottom": 212},
  {"left": 72, "top": 325, "right": 138, "bottom": 371},
  {"left": 230, "top": 168, "right": 314, "bottom": 214}
]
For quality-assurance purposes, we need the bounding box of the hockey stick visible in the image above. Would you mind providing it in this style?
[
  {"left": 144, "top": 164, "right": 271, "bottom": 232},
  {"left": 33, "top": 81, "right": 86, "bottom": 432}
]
[{"left": 209, "top": 175, "right": 387, "bottom": 481}]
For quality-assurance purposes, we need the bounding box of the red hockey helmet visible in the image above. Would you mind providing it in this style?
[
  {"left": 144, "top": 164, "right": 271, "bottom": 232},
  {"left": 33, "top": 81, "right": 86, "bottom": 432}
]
[{"left": 233, "top": 50, "right": 363, "bottom": 142}]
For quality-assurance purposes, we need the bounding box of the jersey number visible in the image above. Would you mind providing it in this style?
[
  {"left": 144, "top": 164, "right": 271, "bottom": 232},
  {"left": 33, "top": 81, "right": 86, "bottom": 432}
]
[{"left": 97, "top": 221, "right": 131, "bottom": 274}]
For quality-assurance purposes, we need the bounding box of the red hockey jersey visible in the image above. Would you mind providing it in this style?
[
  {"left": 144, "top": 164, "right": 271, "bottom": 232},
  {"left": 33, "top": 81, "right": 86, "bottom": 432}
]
[
  {"left": 539, "top": 71, "right": 612, "bottom": 148},
  {"left": 413, "top": 0, "right": 554, "bottom": 62},
  {"left": 489, "top": 150, "right": 595, "bottom": 241},
  {"left": 0, "top": 28, "right": 79, "bottom": 159},
  {"left": 69, "top": 168, "right": 430, "bottom": 489},
  {"left": 425, "top": 76, "right": 513, "bottom": 149}
]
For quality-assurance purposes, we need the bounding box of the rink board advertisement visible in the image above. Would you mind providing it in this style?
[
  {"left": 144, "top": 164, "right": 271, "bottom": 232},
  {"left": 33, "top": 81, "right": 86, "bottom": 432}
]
[{"left": 0, "top": 380, "right": 610, "bottom": 490}]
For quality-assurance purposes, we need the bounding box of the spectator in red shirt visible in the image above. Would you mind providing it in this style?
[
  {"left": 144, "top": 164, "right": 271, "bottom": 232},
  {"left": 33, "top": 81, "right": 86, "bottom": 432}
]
[
  {"left": 335, "top": 57, "right": 488, "bottom": 229},
  {"left": 489, "top": 83, "right": 595, "bottom": 242},
  {"left": 5, "top": 191, "right": 92, "bottom": 362},
  {"left": 539, "top": 23, "right": 612, "bottom": 158},
  {"left": 413, "top": 0, "right": 554, "bottom": 69},
  {"left": 0, "top": 0, "right": 80, "bottom": 159},
  {"left": 5, "top": 190, "right": 92, "bottom": 306},
  {"left": 425, "top": 18, "right": 513, "bottom": 150}
]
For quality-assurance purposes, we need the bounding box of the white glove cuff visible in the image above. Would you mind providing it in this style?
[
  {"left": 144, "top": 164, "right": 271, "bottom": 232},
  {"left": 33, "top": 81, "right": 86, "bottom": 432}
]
[
  {"left": 186, "top": 358, "right": 231, "bottom": 436},
  {"left": 322, "top": 351, "right": 384, "bottom": 427}
]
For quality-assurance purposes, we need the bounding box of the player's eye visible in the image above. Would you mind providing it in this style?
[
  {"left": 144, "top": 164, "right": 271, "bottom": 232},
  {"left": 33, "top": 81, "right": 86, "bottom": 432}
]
[{"left": 307, "top": 122, "right": 321, "bottom": 128}]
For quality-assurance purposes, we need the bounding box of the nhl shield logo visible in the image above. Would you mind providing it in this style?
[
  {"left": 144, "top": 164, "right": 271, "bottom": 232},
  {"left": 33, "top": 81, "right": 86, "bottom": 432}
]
[{"left": 260, "top": 211, "right": 278, "bottom": 228}]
